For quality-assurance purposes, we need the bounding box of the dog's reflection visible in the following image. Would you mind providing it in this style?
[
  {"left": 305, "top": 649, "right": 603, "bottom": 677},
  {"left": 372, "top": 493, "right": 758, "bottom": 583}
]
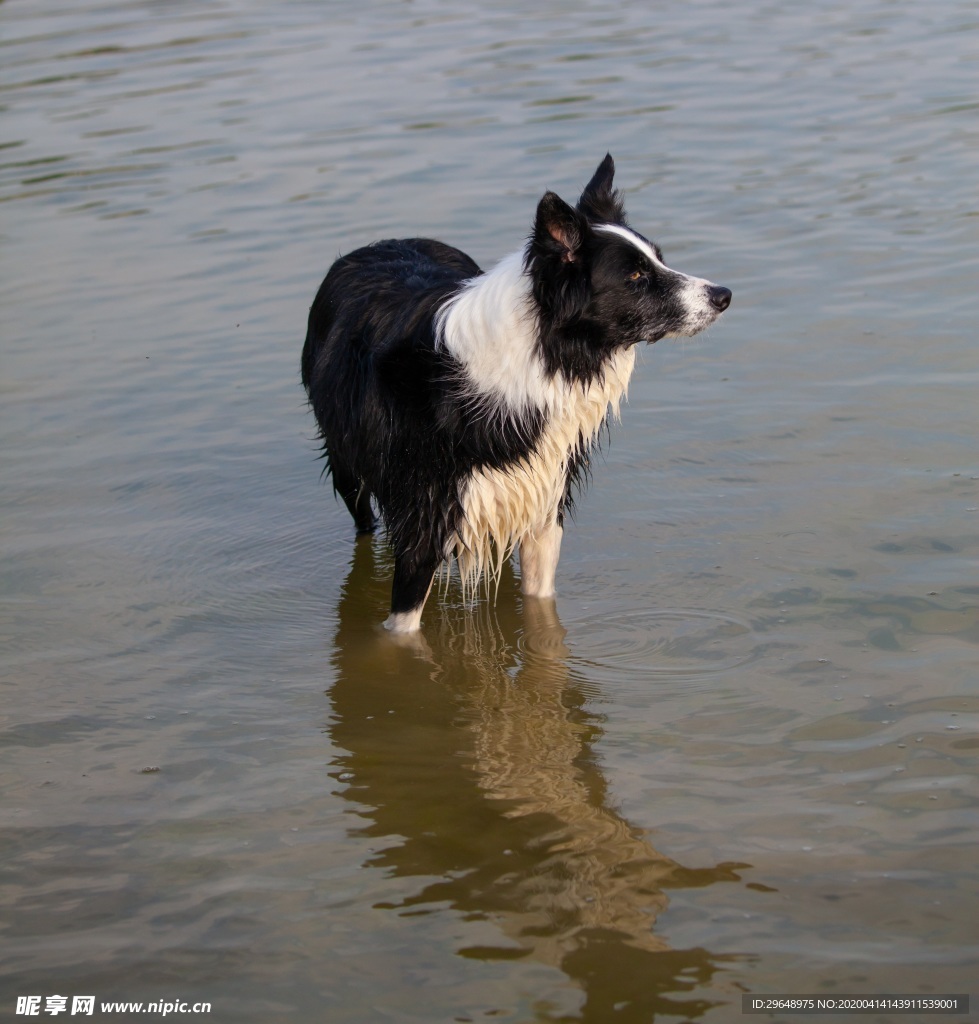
[{"left": 326, "top": 538, "right": 746, "bottom": 1019}]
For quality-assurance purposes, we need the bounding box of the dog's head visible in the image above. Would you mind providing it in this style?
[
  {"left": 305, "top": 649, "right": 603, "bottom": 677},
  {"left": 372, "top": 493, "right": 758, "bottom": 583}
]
[{"left": 527, "top": 154, "right": 731, "bottom": 377}]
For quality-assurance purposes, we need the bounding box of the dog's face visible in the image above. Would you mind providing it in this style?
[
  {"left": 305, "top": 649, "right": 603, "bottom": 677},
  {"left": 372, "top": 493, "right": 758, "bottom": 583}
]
[
  {"left": 589, "top": 221, "right": 731, "bottom": 343},
  {"left": 528, "top": 155, "right": 731, "bottom": 374}
]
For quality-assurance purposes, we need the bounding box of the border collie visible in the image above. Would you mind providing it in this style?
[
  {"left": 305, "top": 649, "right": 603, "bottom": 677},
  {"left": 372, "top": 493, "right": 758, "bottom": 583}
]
[{"left": 302, "top": 155, "right": 731, "bottom": 632}]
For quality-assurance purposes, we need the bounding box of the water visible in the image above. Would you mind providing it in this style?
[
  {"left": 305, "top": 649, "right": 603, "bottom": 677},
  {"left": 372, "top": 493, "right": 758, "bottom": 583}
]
[{"left": 2, "top": 1, "right": 977, "bottom": 1020}]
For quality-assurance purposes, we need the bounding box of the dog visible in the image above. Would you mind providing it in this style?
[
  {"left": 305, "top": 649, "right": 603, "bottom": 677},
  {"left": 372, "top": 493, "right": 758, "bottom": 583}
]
[{"left": 302, "top": 155, "right": 731, "bottom": 632}]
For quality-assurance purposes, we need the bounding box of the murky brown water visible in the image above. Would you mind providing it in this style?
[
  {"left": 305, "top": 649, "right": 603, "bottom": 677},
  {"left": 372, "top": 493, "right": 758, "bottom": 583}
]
[{"left": 2, "top": 1, "right": 977, "bottom": 1021}]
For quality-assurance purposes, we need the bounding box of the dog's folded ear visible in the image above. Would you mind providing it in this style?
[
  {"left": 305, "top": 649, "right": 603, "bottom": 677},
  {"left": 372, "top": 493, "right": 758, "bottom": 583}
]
[
  {"left": 532, "top": 191, "right": 589, "bottom": 264},
  {"left": 529, "top": 192, "right": 592, "bottom": 324},
  {"left": 577, "top": 152, "right": 626, "bottom": 225}
]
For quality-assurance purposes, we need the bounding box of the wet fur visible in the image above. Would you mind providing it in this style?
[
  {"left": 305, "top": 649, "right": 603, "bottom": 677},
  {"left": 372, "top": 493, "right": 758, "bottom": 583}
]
[{"left": 302, "top": 155, "right": 731, "bottom": 632}]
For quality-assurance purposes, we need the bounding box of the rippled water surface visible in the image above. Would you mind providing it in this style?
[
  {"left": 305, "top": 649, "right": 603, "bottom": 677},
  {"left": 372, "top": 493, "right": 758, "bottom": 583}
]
[{"left": 2, "top": 1, "right": 977, "bottom": 1020}]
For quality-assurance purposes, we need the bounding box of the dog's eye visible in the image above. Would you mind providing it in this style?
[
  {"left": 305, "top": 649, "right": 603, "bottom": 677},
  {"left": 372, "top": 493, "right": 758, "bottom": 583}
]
[{"left": 628, "top": 270, "right": 644, "bottom": 282}]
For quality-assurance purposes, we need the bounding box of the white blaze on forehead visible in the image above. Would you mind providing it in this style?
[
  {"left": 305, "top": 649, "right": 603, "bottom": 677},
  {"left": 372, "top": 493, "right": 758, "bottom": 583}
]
[{"left": 594, "top": 223, "right": 668, "bottom": 269}]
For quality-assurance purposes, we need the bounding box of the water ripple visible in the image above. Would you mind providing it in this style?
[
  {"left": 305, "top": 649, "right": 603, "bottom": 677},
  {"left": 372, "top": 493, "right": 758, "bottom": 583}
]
[{"left": 565, "top": 608, "right": 759, "bottom": 679}]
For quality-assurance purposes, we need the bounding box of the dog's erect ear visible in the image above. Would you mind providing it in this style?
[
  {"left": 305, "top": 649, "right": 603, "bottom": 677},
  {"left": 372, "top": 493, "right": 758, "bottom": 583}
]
[
  {"left": 577, "top": 152, "right": 626, "bottom": 224},
  {"left": 532, "top": 191, "right": 589, "bottom": 264}
]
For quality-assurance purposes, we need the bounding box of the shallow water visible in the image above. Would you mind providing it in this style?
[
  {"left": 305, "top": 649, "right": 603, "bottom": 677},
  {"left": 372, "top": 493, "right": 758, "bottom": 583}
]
[{"left": 2, "top": 0, "right": 977, "bottom": 1021}]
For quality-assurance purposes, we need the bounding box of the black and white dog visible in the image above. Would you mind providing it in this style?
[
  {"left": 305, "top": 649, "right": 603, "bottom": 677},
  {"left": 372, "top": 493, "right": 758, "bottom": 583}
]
[{"left": 302, "top": 155, "right": 731, "bottom": 632}]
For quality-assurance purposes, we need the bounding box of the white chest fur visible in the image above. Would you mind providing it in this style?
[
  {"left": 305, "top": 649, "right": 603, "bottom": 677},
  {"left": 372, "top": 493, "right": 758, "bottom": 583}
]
[
  {"left": 449, "top": 346, "right": 636, "bottom": 591},
  {"left": 436, "top": 250, "right": 638, "bottom": 593}
]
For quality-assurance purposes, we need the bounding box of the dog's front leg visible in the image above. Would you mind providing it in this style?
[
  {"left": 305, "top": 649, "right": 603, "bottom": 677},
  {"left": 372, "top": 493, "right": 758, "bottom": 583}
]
[
  {"left": 383, "top": 551, "right": 438, "bottom": 633},
  {"left": 518, "top": 519, "right": 563, "bottom": 598}
]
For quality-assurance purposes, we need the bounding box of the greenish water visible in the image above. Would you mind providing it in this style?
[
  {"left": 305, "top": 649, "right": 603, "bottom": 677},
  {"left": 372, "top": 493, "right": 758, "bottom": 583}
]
[{"left": 2, "top": 1, "right": 977, "bottom": 1021}]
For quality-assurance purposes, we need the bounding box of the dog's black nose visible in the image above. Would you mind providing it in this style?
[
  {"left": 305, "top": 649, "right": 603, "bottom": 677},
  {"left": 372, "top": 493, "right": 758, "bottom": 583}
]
[{"left": 709, "top": 285, "right": 732, "bottom": 312}]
